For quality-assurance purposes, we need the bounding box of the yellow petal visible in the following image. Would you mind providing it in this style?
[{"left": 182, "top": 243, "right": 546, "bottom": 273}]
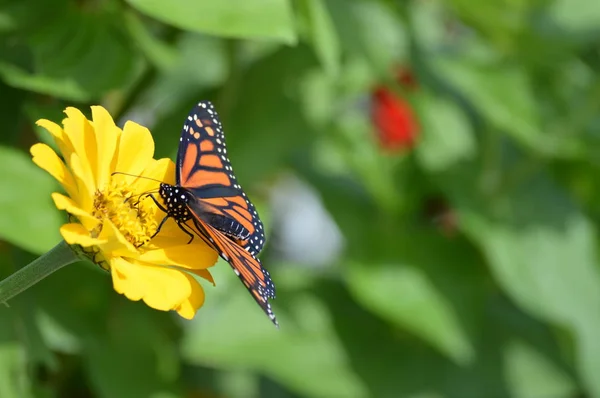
[
  {"left": 149, "top": 220, "right": 218, "bottom": 260},
  {"left": 185, "top": 268, "right": 215, "bottom": 285},
  {"left": 110, "top": 257, "right": 193, "bottom": 312},
  {"left": 116, "top": 121, "right": 154, "bottom": 177},
  {"left": 67, "top": 153, "right": 95, "bottom": 212},
  {"left": 60, "top": 223, "right": 106, "bottom": 247},
  {"left": 147, "top": 157, "right": 176, "bottom": 186},
  {"left": 133, "top": 158, "right": 173, "bottom": 195},
  {"left": 110, "top": 157, "right": 173, "bottom": 203},
  {"left": 138, "top": 242, "right": 218, "bottom": 270},
  {"left": 173, "top": 272, "right": 205, "bottom": 319},
  {"left": 96, "top": 219, "right": 138, "bottom": 257},
  {"left": 30, "top": 143, "right": 78, "bottom": 200},
  {"left": 36, "top": 119, "right": 75, "bottom": 161},
  {"left": 51, "top": 193, "right": 99, "bottom": 230},
  {"left": 91, "top": 106, "right": 120, "bottom": 189},
  {"left": 63, "top": 107, "right": 98, "bottom": 190}
]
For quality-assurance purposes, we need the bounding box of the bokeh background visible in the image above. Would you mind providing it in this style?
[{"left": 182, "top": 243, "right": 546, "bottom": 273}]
[{"left": 1, "top": 0, "right": 600, "bottom": 397}]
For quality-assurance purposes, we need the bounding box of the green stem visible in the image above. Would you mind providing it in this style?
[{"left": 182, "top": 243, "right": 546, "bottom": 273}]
[{"left": 0, "top": 241, "right": 79, "bottom": 304}]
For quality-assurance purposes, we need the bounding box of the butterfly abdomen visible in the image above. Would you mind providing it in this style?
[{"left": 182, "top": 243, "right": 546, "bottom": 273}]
[{"left": 201, "top": 212, "right": 251, "bottom": 240}]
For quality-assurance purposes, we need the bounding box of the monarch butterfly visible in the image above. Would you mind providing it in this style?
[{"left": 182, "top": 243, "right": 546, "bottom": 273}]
[{"left": 148, "top": 101, "right": 277, "bottom": 326}]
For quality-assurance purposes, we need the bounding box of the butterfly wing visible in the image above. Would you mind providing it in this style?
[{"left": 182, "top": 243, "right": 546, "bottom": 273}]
[
  {"left": 186, "top": 209, "right": 278, "bottom": 326},
  {"left": 176, "top": 101, "right": 266, "bottom": 256}
]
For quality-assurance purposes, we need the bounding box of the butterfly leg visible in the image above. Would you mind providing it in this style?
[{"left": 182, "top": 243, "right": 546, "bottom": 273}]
[
  {"left": 176, "top": 221, "right": 195, "bottom": 244},
  {"left": 145, "top": 193, "right": 169, "bottom": 214},
  {"left": 143, "top": 193, "right": 172, "bottom": 242},
  {"left": 148, "top": 215, "right": 170, "bottom": 241}
]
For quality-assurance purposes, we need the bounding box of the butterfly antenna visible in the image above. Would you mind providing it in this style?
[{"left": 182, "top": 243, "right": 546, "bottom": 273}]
[
  {"left": 111, "top": 171, "right": 164, "bottom": 184},
  {"left": 125, "top": 190, "right": 160, "bottom": 205}
]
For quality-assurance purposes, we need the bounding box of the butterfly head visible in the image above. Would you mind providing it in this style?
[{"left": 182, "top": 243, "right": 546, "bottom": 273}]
[{"left": 158, "top": 183, "right": 194, "bottom": 222}]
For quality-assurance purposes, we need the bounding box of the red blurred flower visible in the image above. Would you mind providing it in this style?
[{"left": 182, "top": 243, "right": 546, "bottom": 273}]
[{"left": 371, "top": 68, "right": 419, "bottom": 152}]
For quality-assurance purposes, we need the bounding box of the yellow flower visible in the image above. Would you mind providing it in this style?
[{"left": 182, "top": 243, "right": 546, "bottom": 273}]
[{"left": 30, "top": 106, "right": 218, "bottom": 319}]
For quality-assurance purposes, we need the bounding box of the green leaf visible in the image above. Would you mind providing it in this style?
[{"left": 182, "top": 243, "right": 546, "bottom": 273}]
[
  {"left": 122, "top": 10, "right": 179, "bottom": 71},
  {"left": 325, "top": 276, "right": 579, "bottom": 398},
  {"left": 150, "top": 46, "right": 315, "bottom": 177},
  {"left": 410, "top": 0, "right": 454, "bottom": 53},
  {"left": 298, "top": 0, "right": 341, "bottom": 77},
  {"left": 0, "top": 265, "right": 33, "bottom": 398},
  {"left": 432, "top": 58, "right": 548, "bottom": 154},
  {"left": 327, "top": 0, "right": 407, "bottom": 75},
  {"left": 35, "top": 262, "right": 111, "bottom": 341},
  {"left": 0, "top": 82, "right": 27, "bottom": 147},
  {"left": 332, "top": 111, "right": 405, "bottom": 214},
  {"left": 346, "top": 229, "right": 481, "bottom": 366},
  {"left": 84, "top": 301, "right": 180, "bottom": 398},
  {"left": 0, "top": 147, "right": 61, "bottom": 254},
  {"left": 338, "top": 55, "right": 378, "bottom": 96},
  {"left": 125, "top": 0, "right": 297, "bottom": 44},
  {"left": 348, "top": 262, "right": 475, "bottom": 365},
  {"left": 298, "top": 69, "right": 336, "bottom": 127},
  {"left": 549, "top": 0, "right": 600, "bottom": 33},
  {"left": 135, "top": 33, "right": 228, "bottom": 143},
  {"left": 0, "top": 342, "right": 32, "bottom": 398},
  {"left": 458, "top": 174, "right": 600, "bottom": 396},
  {"left": 223, "top": 47, "right": 316, "bottom": 182},
  {"left": 445, "top": 0, "right": 532, "bottom": 47},
  {"left": 215, "top": 369, "right": 259, "bottom": 398},
  {"left": 318, "top": 279, "right": 503, "bottom": 398},
  {"left": 415, "top": 92, "right": 476, "bottom": 172},
  {"left": 38, "top": 15, "right": 137, "bottom": 97},
  {"left": 504, "top": 340, "right": 577, "bottom": 398},
  {"left": 0, "top": 8, "right": 138, "bottom": 100},
  {"left": 36, "top": 309, "right": 81, "bottom": 354},
  {"left": 11, "top": 295, "right": 58, "bottom": 371},
  {"left": 85, "top": 339, "right": 167, "bottom": 398},
  {"left": 0, "top": 62, "right": 90, "bottom": 102},
  {"left": 0, "top": 0, "right": 68, "bottom": 33},
  {"left": 181, "top": 266, "right": 368, "bottom": 398}
]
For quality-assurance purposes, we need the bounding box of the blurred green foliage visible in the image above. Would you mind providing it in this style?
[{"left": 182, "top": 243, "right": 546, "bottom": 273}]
[{"left": 1, "top": 0, "right": 600, "bottom": 397}]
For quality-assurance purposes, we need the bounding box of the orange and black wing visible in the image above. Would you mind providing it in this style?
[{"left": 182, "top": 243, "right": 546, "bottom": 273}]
[
  {"left": 188, "top": 212, "right": 278, "bottom": 326},
  {"left": 176, "top": 101, "right": 265, "bottom": 256}
]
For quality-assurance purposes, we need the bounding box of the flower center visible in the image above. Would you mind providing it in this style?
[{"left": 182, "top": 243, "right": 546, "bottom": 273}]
[{"left": 91, "top": 182, "right": 158, "bottom": 248}]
